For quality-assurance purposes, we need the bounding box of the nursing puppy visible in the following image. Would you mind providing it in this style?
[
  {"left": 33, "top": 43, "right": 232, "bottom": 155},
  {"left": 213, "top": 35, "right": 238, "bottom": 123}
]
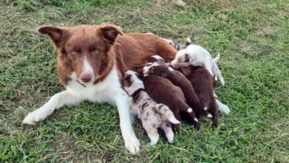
[
  {"left": 189, "top": 66, "right": 218, "bottom": 127},
  {"left": 176, "top": 65, "right": 230, "bottom": 116},
  {"left": 143, "top": 61, "right": 209, "bottom": 119},
  {"left": 171, "top": 44, "right": 225, "bottom": 86},
  {"left": 143, "top": 75, "right": 200, "bottom": 131},
  {"left": 22, "top": 24, "right": 179, "bottom": 154},
  {"left": 163, "top": 37, "right": 192, "bottom": 51},
  {"left": 123, "top": 70, "right": 180, "bottom": 146}
]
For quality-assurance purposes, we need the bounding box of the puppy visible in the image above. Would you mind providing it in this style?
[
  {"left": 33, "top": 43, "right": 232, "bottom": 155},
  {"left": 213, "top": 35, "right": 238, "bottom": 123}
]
[
  {"left": 171, "top": 44, "right": 225, "bottom": 86},
  {"left": 189, "top": 66, "right": 218, "bottom": 127},
  {"left": 123, "top": 70, "right": 180, "bottom": 146},
  {"left": 143, "top": 75, "right": 200, "bottom": 131},
  {"left": 163, "top": 37, "right": 192, "bottom": 51},
  {"left": 143, "top": 61, "right": 209, "bottom": 119}
]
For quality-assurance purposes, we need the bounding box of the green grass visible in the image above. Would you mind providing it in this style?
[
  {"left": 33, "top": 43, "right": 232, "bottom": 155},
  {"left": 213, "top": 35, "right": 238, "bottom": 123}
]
[{"left": 1, "top": 0, "right": 289, "bottom": 162}]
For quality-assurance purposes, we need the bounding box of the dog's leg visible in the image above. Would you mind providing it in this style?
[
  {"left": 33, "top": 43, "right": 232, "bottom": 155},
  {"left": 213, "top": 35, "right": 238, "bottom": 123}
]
[
  {"left": 22, "top": 90, "right": 82, "bottom": 125},
  {"left": 143, "top": 123, "right": 159, "bottom": 146},
  {"left": 114, "top": 90, "right": 140, "bottom": 154},
  {"left": 204, "top": 58, "right": 214, "bottom": 76},
  {"left": 160, "top": 122, "right": 174, "bottom": 143}
]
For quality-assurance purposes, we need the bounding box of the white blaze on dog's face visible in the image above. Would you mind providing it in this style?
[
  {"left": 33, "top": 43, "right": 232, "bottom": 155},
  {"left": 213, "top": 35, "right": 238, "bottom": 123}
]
[
  {"left": 143, "top": 62, "right": 160, "bottom": 76},
  {"left": 123, "top": 70, "right": 144, "bottom": 95},
  {"left": 38, "top": 24, "right": 123, "bottom": 86},
  {"left": 170, "top": 49, "right": 190, "bottom": 68}
]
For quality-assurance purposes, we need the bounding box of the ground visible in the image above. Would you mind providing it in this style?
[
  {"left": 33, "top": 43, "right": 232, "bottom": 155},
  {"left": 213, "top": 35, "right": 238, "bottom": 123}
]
[{"left": 0, "top": 0, "right": 289, "bottom": 162}]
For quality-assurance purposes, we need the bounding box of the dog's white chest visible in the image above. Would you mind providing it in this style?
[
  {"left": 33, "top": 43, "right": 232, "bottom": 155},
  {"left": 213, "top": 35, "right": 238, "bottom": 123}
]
[{"left": 66, "top": 68, "right": 122, "bottom": 103}]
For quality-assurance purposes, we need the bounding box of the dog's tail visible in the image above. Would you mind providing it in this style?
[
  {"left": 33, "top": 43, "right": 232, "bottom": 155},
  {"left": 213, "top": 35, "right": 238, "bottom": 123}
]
[
  {"left": 157, "top": 104, "right": 180, "bottom": 124},
  {"left": 216, "top": 99, "right": 230, "bottom": 115},
  {"left": 213, "top": 53, "right": 220, "bottom": 63},
  {"left": 212, "top": 62, "right": 225, "bottom": 86},
  {"left": 212, "top": 53, "right": 225, "bottom": 85},
  {"left": 185, "top": 36, "right": 192, "bottom": 46}
]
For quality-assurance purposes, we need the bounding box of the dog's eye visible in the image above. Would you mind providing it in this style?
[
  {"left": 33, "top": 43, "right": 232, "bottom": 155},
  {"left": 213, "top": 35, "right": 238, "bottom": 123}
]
[
  {"left": 71, "top": 50, "right": 78, "bottom": 55},
  {"left": 92, "top": 49, "right": 99, "bottom": 54}
]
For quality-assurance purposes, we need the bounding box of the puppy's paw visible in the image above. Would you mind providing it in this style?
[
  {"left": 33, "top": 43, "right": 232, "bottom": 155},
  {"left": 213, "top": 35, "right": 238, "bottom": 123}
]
[{"left": 124, "top": 136, "right": 140, "bottom": 154}]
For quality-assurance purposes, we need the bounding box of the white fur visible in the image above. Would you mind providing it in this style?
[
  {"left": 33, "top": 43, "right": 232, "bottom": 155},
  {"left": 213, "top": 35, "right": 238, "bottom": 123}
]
[
  {"left": 216, "top": 99, "right": 230, "bottom": 115},
  {"left": 143, "top": 62, "right": 160, "bottom": 75},
  {"left": 168, "top": 67, "right": 174, "bottom": 72},
  {"left": 151, "top": 55, "right": 164, "bottom": 62},
  {"left": 22, "top": 67, "right": 140, "bottom": 154},
  {"left": 80, "top": 56, "right": 96, "bottom": 83},
  {"left": 171, "top": 45, "right": 225, "bottom": 85},
  {"left": 124, "top": 71, "right": 179, "bottom": 146}
]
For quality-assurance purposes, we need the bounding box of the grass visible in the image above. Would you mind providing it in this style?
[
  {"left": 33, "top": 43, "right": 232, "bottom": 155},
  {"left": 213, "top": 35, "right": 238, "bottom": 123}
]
[{"left": 1, "top": 0, "right": 289, "bottom": 162}]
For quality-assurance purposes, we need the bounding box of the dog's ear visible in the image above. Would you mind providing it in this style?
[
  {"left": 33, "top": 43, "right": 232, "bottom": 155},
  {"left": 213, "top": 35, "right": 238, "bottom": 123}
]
[
  {"left": 38, "top": 25, "right": 67, "bottom": 48},
  {"left": 97, "top": 24, "right": 123, "bottom": 44}
]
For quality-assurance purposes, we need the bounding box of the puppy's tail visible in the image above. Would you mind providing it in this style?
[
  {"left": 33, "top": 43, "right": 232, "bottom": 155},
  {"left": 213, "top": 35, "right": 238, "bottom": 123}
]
[
  {"left": 216, "top": 99, "right": 230, "bottom": 115},
  {"left": 213, "top": 53, "right": 220, "bottom": 63},
  {"left": 158, "top": 104, "right": 180, "bottom": 124},
  {"left": 212, "top": 62, "right": 225, "bottom": 86}
]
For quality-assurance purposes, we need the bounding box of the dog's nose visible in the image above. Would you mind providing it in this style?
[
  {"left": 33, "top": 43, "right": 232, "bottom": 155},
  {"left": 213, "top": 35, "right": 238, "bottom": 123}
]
[{"left": 80, "top": 74, "right": 92, "bottom": 83}]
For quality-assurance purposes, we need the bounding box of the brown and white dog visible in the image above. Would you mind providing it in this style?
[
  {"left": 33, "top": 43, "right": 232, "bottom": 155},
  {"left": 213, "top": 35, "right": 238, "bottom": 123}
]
[
  {"left": 22, "top": 24, "right": 178, "bottom": 153},
  {"left": 123, "top": 70, "right": 180, "bottom": 146}
]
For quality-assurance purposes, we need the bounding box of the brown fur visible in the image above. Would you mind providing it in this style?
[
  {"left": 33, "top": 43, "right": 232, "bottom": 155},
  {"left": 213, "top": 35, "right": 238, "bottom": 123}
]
[
  {"left": 145, "top": 61, "right": 207, "bottom": 118},
  {"left": 38, "top": 24, "right": 177, "bottom": 86},
  {"left": 189, "top": 67, "right": 218, "bottom": 127},
  {"left": 143, "top": 75, "right": 200, "bottom": 131}
]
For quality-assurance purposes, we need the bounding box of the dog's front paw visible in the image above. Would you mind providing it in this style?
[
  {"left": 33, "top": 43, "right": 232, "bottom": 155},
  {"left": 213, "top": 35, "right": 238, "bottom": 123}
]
[
  {"left": 124, "top": 136, "right": 140, "bottom": 154},
  {"left": 22, "top": 109, "right": 46, "bottom": 125},
  {"left": 22, "top": 111, "right": 38, "bottom": 125}
]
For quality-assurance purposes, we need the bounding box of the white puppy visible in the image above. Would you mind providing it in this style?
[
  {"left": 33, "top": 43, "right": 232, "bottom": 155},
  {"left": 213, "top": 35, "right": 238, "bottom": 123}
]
[{"left": 171, "top": 44, "right": 225, "bottom": 86}]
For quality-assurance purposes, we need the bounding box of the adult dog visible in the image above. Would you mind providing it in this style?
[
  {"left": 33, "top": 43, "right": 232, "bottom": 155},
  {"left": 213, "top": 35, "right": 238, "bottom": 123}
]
[{"left": 22, "top": 24, "right": 177, "bottom": 153}]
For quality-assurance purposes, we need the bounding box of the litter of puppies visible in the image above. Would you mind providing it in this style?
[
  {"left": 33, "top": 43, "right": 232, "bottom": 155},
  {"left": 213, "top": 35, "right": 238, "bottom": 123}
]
[{"left": 123, "top": 37, "right": 230, "bottom": 145}]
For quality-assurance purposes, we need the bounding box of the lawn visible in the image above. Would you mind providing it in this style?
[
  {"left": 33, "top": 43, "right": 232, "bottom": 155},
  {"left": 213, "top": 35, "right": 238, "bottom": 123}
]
[{"left": 1, "top": 0, "right": 289, "bottom": 162}]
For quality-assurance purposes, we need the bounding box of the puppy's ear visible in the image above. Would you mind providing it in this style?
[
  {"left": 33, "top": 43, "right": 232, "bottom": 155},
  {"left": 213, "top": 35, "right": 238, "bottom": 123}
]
[
  {"left": 38, "top": 25, "right": 67, "bottom": 48},
  {"left": 97, "top": 24, "right": 123, "bottom": 44}
]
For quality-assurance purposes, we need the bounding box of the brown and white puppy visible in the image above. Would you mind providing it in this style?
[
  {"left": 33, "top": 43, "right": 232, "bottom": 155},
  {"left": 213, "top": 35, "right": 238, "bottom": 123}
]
[
  {"left": 189, "top": 66, "right": 218, "bottom": 127},
  {"left": 123, "top": 70, "right": 180, "bottom": 146},
  {"left": 143, "top": 61, "right": 209, "bottom": 119},
  {"left": 22, "top": 24, "right": 178, "bottom": 154},
  {"left": 143, "top": 75, "right": 200, "bottom": 131},
  {"left": 176, "top": 65, "right": 230, "bottom": 116}
]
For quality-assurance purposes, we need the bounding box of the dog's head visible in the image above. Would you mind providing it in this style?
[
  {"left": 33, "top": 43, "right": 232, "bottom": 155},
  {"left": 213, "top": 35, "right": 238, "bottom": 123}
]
[
  {"left": 170, "top": 49, "right": 191, "bottom": 69},
  {"left": 123, "top": 70, "right": 144, "bottom": 96},
  {"left": 38, "top": 24, "right": 123, "bottom": 85},
  {"left": 143, "top": 61, "right": 174, "bottom": 78}
]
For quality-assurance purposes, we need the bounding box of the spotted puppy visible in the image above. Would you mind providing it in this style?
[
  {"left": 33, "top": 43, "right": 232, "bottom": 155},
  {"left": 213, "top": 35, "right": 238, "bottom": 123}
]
[
  {"left": 171, "top": 44, "right": 225, "bottom": 86},
  {"left": 143, "top": 61, "right": 210, "bottom": 119},
  {"left": 123, "top": 70, "right": 180, "bottom": 146},
  {"left": 143, "top": 75, "right": 199, "bottom": 131}
]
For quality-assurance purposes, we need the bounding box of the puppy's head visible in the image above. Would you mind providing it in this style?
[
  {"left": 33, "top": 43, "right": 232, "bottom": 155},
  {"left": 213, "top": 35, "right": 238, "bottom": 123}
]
[
  {"left": 38, "top": 24, "right": 123, "bottom": 85},
  {"left": 170, "top": 49, "right": 190, "bottom": 69},
  {"left": 143, "top": 61, "right": 173, "bottom": 78},
  {"left": 123, "top": 70, "right": 144, "bottom": 95}
]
